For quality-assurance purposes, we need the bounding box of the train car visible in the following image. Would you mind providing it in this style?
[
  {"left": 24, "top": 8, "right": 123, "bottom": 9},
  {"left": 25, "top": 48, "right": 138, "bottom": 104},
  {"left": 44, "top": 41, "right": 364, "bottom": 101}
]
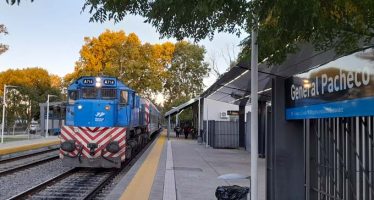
[{"left": 60, "top": 76, "right": 161, "bottom": 168}]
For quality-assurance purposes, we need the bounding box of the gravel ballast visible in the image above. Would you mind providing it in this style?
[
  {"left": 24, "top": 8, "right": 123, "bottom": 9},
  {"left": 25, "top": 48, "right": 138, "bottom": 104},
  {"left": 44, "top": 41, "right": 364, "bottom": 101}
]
[{"left": 0, "top": 159, "right": 72, "bottom": 200}]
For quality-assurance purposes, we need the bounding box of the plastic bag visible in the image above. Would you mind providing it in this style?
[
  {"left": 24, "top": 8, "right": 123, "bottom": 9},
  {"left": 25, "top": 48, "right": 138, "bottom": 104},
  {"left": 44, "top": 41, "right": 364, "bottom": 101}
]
[{"left": 215, "top": 185, "right": 250, "bottom": 200}]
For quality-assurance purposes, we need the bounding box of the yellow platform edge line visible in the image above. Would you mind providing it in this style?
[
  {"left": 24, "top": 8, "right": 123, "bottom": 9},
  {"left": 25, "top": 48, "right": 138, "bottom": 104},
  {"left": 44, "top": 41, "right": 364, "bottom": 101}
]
[
  {"left": 0, "top": 139, "right": 60, "bottom": 156},
  {"left": 120, "top": 132, "right": 166, "bottom": 200}
]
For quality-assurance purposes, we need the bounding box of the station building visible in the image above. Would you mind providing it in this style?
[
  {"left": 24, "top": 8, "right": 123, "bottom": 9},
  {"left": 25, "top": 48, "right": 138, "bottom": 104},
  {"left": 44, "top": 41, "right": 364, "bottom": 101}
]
[{"left": 165, "top": 45, "right": 374, "bottom": 199}]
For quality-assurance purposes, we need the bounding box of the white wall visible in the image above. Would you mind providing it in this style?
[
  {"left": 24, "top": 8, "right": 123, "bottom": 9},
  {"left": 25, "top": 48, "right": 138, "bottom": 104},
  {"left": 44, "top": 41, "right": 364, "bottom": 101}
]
[{"left": 203, "top": 98, "right": 251, "bottom": 121}]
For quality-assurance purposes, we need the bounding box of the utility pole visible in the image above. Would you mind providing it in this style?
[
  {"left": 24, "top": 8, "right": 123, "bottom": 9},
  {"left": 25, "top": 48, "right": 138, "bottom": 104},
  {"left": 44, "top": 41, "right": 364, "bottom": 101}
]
[
  {"left": 1, "top": 85, "right": 18, "bottom": 143},
  {"left": 45, "top": 94, "right": 56, "bottom": 138},
  {"left": 250, "top": 18, "right": 259, "bottom": 200},
  {"left": 1, "top": 84, "right": 6, "bottom": 143}
]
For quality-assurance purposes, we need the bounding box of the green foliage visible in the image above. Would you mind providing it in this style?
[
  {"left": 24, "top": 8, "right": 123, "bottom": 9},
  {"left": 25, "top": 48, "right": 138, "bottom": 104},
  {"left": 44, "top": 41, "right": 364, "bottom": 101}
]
[
  {"left": 6, "top": 0, "right": 33, "bottom": 5},
  {"left": 8, "top": 1, "right": 374, "bottom": 64},
  {"left": 80, "top": 0, "right": 374, "bottom": 65},
  {"left": 239, "top": 0, "right": 374, "bottom": 64},
  {"left": 163, "top": 41, "right": 209, "bottom": 111},
  {"left": 82, "top": 0, "right": 248, "bottom": 41}
]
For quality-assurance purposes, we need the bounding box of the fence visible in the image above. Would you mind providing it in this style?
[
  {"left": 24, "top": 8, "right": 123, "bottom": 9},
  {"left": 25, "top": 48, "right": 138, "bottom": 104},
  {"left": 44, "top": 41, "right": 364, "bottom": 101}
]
[
  {"left": 203, "top": 120, "right": 239, "bottom": 148},
  {"left": 305, "top": 117, "right": 374, "bottom": 200}
]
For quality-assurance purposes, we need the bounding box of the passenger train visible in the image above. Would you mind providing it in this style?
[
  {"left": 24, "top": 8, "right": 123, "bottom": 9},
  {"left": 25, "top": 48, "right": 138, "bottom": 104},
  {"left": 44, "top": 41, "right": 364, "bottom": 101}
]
[{"left": 60, "top": 76, "right": 161, "bottom": 168}]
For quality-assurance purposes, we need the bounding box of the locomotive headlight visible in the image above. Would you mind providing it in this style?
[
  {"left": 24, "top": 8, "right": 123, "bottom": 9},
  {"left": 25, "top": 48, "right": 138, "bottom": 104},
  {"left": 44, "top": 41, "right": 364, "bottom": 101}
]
[
  {"left": 95, "top": 82, "right": 102, "bottom": 88},
  {"left": 106, "top": 141, "right": 120, "bottom": 153},
  {"left": 95, "top": 77, "right": 101, "bottom": 82},
  {"left": 77, "top": 104, "right": 83, "bottom": 110},
  {"left": 105, "top": 105, "right": 111, "bottom": 110},
  {"left": 61, "top": 140, "right": 76, "bottom": 152}
]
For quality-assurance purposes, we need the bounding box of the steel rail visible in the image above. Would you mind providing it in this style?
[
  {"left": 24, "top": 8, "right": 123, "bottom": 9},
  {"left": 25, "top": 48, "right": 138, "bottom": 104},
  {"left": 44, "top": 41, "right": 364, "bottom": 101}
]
[
  {"left": 0, "top": 148, "right": 59, "bottom": 164},
  {"left": 7, "top": 168, "right": 78, "bottom": 200},
  {"left": 0, "top": 155, "right": 59, "bottom": 177}
]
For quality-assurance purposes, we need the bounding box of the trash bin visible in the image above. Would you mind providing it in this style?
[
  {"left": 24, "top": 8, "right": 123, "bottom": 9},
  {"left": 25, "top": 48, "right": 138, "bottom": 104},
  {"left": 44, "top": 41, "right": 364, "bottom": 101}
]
[{"left": 215, "top": 185, "right": 250, "bottom": 200}]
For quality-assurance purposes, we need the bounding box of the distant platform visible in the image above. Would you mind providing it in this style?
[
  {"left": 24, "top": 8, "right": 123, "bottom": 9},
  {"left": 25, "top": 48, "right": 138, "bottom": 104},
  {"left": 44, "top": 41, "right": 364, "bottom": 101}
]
[{"left": 0, "top": 136, "right": 59, "bottom": 156}]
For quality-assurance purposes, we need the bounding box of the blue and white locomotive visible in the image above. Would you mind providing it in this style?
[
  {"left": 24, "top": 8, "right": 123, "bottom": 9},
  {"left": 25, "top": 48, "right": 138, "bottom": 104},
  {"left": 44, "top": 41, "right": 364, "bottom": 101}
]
[{"left": 60, "top": 76, "right": 161, "bottom": 168}]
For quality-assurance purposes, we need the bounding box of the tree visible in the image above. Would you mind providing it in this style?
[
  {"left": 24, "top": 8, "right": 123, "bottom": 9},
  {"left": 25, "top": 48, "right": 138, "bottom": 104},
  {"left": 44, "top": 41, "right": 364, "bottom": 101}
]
[
  {"left": 79, "top": 0, "right": 374, "bottom": 64},
  {"left": 0, "top": 68, "right": 62, "bottom": 132},
  {"left": 65, "top": 30, "right": 209, "bottom": 115},
  {"left": 50, "top": 74, "right": 63, "bottom": 89},
  {"left": 163, "top": 41, "right": 210, "bottom": 112},
  {"left": 0, "top": 24, "right": 9, "bottom": 55},
  {"left": 9, "top": 1, "right": 374, "bottom": 63},
  {"left": 65, "top": 30, "right": 174, "bottom": 98}
]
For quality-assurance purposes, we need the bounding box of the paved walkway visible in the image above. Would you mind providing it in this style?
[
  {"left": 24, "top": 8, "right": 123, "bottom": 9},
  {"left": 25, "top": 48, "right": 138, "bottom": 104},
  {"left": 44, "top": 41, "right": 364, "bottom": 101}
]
[
  {"left": 108, "top": 132, "right": 266, "bottom": 200},
  {"left": 150, "top": 134, "right": 266, "bottom": 200}
]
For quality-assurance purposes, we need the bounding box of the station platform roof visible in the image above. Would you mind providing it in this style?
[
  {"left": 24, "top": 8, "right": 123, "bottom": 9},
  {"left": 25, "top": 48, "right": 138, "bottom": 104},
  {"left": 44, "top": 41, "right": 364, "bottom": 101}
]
[
  {"left": 164, "top": 43, "right": 338, "bottom": 117},
  {"left": 164, "top": 97, "right": 199, "bottom": 117},
  {"left": 201, "top": 44, "right": 336, "bottom": 105}
]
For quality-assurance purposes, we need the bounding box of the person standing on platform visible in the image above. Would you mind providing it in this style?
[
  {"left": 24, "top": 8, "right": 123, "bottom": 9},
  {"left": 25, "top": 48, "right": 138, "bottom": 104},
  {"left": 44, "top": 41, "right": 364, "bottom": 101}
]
[
  {"left": 184, "top": 125, "right": 189, "bottom": 139},
  {"left": 174, "top": 126, "right": 181, "bottom": 138}
]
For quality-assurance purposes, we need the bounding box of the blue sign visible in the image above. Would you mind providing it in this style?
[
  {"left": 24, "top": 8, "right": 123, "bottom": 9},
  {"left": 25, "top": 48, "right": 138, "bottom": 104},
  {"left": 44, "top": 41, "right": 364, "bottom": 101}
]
[
  {"left": 285, "top": 47, "right": 374, "bottom": 120},
  {"left": 286, "top": 96, "right": 374, "bottom": 119}
]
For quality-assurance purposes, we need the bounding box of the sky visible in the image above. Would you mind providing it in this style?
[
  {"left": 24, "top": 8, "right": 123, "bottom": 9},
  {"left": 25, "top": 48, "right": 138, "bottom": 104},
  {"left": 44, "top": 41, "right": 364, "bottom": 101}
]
[{"left": 0, "top": 0, "right": 247, "bottom": 89}]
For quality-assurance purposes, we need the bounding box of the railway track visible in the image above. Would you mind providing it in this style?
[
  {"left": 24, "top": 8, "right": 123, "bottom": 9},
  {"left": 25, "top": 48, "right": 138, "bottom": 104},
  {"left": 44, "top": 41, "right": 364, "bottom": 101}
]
[
  {"left": 8, "top": 132, "right": 161, "bottom": 200},
  {"left": 0, "top": 149, "right": 60, "bottom": 176},
  {"left": 7, "top": 168, "right": 118, "bottom": 200}
]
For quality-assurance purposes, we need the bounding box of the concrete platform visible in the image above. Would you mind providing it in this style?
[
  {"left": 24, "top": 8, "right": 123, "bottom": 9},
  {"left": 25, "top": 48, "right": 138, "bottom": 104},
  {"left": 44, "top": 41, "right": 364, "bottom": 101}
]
[
  {"left": 109, "top": 132, "right": 266, "bottom": 200},
  {"left": 0, "top": 136, "right": 59, "bottom": 156}
]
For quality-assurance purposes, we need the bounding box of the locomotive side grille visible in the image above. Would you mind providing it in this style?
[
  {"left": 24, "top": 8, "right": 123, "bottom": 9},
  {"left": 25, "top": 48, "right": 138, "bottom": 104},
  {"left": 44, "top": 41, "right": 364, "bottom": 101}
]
[{"left": 102, "top": 88, "right": 117, "bottom": 99}]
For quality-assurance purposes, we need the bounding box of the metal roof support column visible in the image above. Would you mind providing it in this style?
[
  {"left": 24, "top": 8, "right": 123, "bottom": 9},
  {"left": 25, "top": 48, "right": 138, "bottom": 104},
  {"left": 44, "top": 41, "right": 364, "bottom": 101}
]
[
  {"left": 168, "top": 115, "right": 170, "bottom": 140},
  {"left": 206, "top": 99, "right": 209, "bottom": 148},
  {"left": 40, "top": 103, "right": 45, "bottom": 135},
  {"left": 1, "top": 84, "right": 6, "bottom": 143},
  {"left": 250, "top": 18, "right": 259, "bottom": 200},
  {"left": 198, "top": 98, "right": 201, "bottom": 143}
]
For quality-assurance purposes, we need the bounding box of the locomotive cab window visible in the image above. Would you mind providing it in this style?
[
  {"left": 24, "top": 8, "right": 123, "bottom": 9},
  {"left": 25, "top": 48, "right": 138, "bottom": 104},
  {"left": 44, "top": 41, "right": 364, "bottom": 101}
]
[
  {"left": 68, "top": 90, "right": 78, "bottom": 104},
  {"left": 101, "top": 88, "right": 116, "bottom": 99},
  {"left": 120, "top": 90, "right": 128, "bottom": 105},
  {"left": 82, "top": 88, "right": 98, "bottom": 99}
]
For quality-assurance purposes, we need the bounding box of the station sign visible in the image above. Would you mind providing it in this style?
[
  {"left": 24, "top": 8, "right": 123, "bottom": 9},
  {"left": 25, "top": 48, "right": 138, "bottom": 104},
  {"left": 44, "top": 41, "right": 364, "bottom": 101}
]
[{"left": 285, "top": 47, "right": 374, "bottom": 119}]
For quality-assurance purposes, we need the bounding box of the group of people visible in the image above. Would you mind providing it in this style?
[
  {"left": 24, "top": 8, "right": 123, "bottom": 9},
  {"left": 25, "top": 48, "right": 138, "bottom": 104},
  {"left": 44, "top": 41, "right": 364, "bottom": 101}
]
[{"left": 174, "top": 124, "right": 195, "bottom": 139}]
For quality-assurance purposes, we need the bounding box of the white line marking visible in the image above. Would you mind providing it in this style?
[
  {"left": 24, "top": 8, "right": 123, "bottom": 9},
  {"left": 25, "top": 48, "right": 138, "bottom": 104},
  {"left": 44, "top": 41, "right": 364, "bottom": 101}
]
[{"left": 163, "top": 140, "right": 176, "bottom": 200}]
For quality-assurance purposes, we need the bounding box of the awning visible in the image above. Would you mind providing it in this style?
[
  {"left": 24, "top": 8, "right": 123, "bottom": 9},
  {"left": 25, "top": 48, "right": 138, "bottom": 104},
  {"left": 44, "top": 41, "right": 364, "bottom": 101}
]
[{"left": 164, "top": 97, "right": 199, "bottom": 117}]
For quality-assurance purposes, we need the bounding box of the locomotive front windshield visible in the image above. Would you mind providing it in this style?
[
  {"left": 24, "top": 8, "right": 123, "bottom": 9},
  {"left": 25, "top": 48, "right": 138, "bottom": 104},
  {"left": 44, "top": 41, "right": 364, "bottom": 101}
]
[
  {"left": 68, "top": 90, "right": 78, "bottom": 104},
  {"left": 67, "top": 88, "right": 126, "bottom": 101},
  {"left": 82, "top": 88, "right": 98, "bottom": 99}
]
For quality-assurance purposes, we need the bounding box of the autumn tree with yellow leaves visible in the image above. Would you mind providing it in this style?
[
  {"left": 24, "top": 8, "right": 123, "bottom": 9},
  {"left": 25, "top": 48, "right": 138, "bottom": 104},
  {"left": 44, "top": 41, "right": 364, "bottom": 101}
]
[
  {"left": 0, "top": 68, "right": 62, "bottom": 132},
  {"left": 64, "top": 30, "right": 175, "bottom": 98},
  {"left": 66, "top": 30, "right": 209, "bottom": 106}
]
